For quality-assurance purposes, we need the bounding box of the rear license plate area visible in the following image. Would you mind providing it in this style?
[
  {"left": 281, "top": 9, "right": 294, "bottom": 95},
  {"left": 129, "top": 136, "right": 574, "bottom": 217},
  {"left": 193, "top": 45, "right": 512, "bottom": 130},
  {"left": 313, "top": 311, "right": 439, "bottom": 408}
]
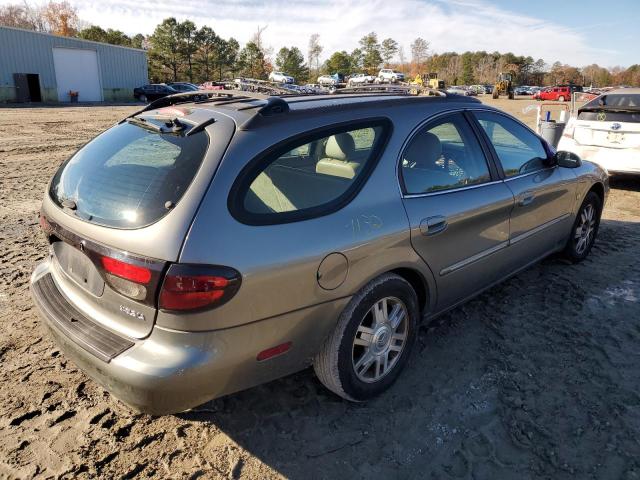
[{"left": 52, "top": 241, "right": 105, "bottom": 296}]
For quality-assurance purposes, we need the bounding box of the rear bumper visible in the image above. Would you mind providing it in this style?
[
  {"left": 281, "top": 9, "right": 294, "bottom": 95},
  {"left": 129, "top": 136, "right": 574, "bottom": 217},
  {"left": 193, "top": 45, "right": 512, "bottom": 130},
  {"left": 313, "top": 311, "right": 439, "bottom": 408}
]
[
  {"left": 557, "top": 138, "right": 640, "bottom": 174},
  {"left": 30, "top": 260, "right": 348, "bottom": 414}
]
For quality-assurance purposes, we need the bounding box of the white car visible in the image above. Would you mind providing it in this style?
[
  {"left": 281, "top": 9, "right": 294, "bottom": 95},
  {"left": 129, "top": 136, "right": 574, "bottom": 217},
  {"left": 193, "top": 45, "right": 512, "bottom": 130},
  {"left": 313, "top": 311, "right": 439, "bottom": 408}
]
[
  {"left": 348, "top": 73, "right": 376, "bottom": 86},
  {"left": 269, "top": 71, "right": 294, "bottom": 84},
  {"left": 558, "top": 88, "right": 640, "bottom": 175},
  {"left": 317, "top": 74, "right": 339, "bottom": 86},
  {"left": 377, "top": 69, "right": 405, "bottom": 84}
]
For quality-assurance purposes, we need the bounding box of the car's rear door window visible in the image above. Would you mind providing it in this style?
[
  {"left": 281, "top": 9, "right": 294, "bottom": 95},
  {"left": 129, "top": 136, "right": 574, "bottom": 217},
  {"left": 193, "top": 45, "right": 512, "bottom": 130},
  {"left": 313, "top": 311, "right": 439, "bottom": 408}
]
[
  {"left": 229, "top": 121, "right": 389, "bottom": 225},
  {"left": 474, "top": 111, "right": 548, "bottom": 178},
  {"left": 49, "top": 119, "right": 209, "bottom": 229}
]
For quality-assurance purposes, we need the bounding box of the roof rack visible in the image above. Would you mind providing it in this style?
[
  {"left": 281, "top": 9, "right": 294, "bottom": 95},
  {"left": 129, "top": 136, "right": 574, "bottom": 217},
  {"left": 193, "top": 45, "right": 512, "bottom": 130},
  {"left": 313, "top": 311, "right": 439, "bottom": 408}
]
[
  {"left": 336, "top": 84, "right": 447, "bottom": 96},
  {"left": 128, "top": 89, "right": 290, "bottom": 118}
]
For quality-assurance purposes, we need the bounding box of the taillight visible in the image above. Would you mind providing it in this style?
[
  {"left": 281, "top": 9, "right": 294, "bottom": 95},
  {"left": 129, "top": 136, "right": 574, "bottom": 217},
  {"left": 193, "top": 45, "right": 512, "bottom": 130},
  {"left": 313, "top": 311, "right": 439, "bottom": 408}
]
[
  {"left": 159, "top": 264, "right": 241, "bottom": 311},
  {"left": 101, "top": 256, "right": 152, "bottom": 284},
  {"left": 100, "top": 255, "right": 153, "bottom": 301}
]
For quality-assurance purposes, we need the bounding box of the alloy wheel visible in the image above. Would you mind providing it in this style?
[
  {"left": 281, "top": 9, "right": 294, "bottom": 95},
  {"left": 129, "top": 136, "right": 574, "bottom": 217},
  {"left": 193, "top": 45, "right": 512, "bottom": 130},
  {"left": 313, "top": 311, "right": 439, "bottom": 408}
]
[
  {"left": 575, "top": 203, "right": 596, "bottom": 255},
  {"left": 352, "top": 296, "right": 408, "bottom": 383}
]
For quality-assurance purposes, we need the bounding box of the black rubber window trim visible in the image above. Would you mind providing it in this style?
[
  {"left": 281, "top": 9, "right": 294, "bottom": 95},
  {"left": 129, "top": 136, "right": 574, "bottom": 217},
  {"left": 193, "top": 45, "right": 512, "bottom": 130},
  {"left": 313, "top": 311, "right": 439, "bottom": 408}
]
[{"left": 228, "top": 118, "right": 393, "bottom": 226}]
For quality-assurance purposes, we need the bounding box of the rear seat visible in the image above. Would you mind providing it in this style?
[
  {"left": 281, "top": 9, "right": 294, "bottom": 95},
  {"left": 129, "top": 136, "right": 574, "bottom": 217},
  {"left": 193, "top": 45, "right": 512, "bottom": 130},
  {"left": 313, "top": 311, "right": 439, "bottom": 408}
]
[{"left": 247, "top": 133, "right": 362, "bottom": 213}]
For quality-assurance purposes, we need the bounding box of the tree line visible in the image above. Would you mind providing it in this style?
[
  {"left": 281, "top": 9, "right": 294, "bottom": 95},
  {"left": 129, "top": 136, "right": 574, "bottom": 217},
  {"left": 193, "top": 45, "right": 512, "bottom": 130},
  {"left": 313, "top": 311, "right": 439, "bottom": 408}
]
[{"left": 2, "top": 1, "right": 639, "bottom": 87}]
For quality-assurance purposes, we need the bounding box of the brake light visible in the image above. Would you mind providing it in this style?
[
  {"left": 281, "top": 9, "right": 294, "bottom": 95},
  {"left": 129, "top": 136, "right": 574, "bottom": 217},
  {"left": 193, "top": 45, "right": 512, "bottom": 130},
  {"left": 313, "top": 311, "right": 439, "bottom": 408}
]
[
  {"left": 101, "top": 256, "right": 151, "bottom": 284},
  {"left": 159, "top": 264, "right": 241, "bottom": 311}
]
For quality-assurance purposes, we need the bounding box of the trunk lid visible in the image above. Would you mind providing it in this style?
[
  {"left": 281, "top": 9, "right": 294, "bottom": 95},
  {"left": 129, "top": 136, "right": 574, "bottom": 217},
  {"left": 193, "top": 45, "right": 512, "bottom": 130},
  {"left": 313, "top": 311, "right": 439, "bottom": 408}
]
[{"left": 41, "top": 107, "right": 236, "bottom": 338}]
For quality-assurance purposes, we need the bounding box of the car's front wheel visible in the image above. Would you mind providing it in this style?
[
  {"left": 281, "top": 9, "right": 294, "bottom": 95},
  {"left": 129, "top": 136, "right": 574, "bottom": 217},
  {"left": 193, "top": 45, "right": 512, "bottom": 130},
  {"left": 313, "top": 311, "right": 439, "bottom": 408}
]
[
  {"left": 139, "top": 94, "right": 148, "bottom": 103},
  {"left": 314, "top": 273, "right": 419, "bottom": 401},
  {"left": 558, "top": 95, "right": 566, "bottom": 102},
  {"left": 562, "top": 191, "right": 602, "bottom": 263}
]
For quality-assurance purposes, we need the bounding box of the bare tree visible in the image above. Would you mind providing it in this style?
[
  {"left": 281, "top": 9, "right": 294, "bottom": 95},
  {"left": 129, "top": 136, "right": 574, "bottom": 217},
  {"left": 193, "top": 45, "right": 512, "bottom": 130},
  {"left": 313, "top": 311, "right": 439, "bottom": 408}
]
[
  {"left": 250, "top": 25, "right": 273, "bottom": 61},
  {"left": 308, "top": 33, "right": 323, "bottom": 78},
  {"left": 41, "top": 1, "right": 78, "bottom": 36},
  {"left": 398, "top": 45, "right": 406, "bottom": 72},
  {"left": 410, "top": 37, "right": 430, "bottom": 67}
]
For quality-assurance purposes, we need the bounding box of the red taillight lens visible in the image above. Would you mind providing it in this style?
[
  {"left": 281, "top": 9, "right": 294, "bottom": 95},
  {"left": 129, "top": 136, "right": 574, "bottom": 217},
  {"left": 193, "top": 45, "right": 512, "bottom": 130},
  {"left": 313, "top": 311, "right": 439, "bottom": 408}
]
[
  {"left": 159, "top": 264, "right": 241, "bottom": 311},
  {"left": 101, "top": 256, "right": 152, "bottom": 284}
]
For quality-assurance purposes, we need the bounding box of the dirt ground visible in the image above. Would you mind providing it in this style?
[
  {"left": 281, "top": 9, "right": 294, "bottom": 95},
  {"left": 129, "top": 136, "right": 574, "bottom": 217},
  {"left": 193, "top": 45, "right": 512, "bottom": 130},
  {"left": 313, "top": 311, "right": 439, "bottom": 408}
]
[{"left": 1, "top": 97, "right": 639, "bottom": 479}]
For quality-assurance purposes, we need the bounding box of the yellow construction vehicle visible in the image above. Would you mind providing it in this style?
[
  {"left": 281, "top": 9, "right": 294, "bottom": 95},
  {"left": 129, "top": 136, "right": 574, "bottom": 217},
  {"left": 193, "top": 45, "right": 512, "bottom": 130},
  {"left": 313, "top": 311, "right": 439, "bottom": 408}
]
[
  {"left": 492, "top": 72, "right": 515, "bottom": 99},
  {"left": 411, "top": 72, "right": 445, "bottom": 90},
  {"left": 492, "top": 63, "right": 519, "bottom": 99}
]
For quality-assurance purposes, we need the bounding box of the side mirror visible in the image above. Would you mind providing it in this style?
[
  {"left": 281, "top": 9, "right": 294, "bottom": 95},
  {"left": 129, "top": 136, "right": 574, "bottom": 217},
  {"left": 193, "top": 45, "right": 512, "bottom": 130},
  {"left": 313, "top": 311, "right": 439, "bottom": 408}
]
[{"left": 554, "top": 150, "right": 582, "bottom": 168}]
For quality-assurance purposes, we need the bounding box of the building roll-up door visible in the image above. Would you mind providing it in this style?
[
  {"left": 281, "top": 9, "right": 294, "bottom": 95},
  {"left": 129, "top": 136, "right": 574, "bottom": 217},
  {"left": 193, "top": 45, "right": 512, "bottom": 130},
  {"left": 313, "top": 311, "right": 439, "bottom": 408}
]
[{"left": 52, "top": 47, "right": 102, "bottom": 102}]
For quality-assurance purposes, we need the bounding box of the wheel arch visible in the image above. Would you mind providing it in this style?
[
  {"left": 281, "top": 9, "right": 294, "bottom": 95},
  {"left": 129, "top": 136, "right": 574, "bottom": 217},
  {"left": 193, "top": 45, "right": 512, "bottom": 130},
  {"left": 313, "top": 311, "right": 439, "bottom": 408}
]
[
  {"left": 388, "top": 267, "right": 430, "bottom": 313},
  {"left": 588, "top": 182, "right": 605, "bottom": 208}
]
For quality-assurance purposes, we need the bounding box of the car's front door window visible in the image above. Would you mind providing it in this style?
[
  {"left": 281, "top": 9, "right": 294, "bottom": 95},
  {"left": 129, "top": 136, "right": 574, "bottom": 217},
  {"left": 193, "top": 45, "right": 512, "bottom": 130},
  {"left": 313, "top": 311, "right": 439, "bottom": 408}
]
[
  {"left": 474, "top": 112, "right": 549, "bottom": 178},
  {"left": 401, "top": 113, "right": 491, "bottom": 194}
]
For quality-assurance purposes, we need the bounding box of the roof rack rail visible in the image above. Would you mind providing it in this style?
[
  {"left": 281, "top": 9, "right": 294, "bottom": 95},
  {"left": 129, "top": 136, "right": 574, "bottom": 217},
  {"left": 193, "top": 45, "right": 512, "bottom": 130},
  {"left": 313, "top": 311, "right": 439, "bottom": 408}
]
[
  {"left": 127, "top": 89, "right": 290, "bottom": 119},
  {"left": 336, "top": 84, "right": 447, "bottom": 96}
]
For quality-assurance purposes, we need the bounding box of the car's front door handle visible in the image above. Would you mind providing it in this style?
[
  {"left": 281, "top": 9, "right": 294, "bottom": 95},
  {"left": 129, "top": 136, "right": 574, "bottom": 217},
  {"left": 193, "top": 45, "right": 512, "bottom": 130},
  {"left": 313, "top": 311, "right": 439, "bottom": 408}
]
[
  {"left": 420, "top": 215, "right": 448, "bottom": 236},
  {"left": 519, "top": 192, "right": 536, "bottom": 207}
]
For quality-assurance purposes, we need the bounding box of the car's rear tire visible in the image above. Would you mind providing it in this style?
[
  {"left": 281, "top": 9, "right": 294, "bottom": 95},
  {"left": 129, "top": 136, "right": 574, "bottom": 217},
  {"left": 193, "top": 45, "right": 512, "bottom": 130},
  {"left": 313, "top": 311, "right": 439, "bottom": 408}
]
[
  {"left": 558, "top": 95, "right": 566, "bottom": 102},
  {"left": 313, "top": 273, "right": 419, "bottom": 402},
  {"left": 562, "top": 191, "right": 602, "bottom": 263}
]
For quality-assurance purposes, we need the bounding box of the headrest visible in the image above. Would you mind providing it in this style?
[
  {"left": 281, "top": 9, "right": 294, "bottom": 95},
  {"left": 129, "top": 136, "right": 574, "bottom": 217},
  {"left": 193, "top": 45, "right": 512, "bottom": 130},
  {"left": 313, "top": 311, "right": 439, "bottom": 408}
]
[
  {"left": 324, "top": 133, "right": 356, "bottom": 161},
  {"left": 316, "top": 158, "right": 359, "bottom": 179},
  {"left": 403, "top": 132, "right": 442, "bottom": 169}
]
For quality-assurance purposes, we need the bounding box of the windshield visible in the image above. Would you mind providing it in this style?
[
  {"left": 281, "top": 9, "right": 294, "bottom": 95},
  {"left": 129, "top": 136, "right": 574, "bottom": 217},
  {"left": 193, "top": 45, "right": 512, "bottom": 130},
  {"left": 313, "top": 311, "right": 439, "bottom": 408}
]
[{"left": 49, "top": 119, "right": 209, "bottom": 229}]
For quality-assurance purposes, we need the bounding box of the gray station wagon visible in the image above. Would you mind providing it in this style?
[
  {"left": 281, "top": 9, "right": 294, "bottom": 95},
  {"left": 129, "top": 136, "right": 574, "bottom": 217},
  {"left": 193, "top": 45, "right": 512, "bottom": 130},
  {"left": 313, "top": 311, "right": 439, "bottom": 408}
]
[{"left": 31, "top": 88, "right": 609, "bottom": 414}]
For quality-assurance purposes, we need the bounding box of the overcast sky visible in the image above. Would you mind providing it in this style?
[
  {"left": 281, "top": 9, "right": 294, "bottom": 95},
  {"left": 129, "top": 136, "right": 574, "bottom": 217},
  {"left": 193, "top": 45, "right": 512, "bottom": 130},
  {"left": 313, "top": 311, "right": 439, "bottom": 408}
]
[{"left": 3, "top": 0, "right": 638, "bottom": 67}]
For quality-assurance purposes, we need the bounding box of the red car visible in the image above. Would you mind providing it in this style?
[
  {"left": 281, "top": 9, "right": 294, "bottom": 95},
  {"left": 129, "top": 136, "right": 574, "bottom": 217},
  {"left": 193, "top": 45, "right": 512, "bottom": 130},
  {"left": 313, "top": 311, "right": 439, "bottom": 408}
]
[{"left": 534, "top": 85, "right": 583, "bottom": 102}]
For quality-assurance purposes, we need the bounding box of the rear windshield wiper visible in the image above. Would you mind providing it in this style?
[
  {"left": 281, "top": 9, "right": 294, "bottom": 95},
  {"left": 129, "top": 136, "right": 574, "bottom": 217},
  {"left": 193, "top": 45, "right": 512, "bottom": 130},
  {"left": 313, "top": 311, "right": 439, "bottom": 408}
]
[
  {"left": 126, "top": 116, "right": 163, "bottom": 133},
  {"left": 125, "top": 116, "right": 188, "bottom": 134}
]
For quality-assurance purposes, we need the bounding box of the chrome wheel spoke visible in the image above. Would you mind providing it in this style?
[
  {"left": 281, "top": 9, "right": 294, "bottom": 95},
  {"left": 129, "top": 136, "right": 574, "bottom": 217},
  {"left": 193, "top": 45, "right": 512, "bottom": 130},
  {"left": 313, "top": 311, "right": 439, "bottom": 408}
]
[
  {"left": 372, "top": 299, "right": 388, "bottom": 326},
  {"left": 388, "top": 304, "right": 404, "bottom": 330},
  {"left": 355, "top": 325, "right": 375, "bottom": 346},
  {"left": 374, "top": 357, "right": 382, "bottom": 378},
  {"left": 355, "top": 352, "right": 374, "bottom": 375}
]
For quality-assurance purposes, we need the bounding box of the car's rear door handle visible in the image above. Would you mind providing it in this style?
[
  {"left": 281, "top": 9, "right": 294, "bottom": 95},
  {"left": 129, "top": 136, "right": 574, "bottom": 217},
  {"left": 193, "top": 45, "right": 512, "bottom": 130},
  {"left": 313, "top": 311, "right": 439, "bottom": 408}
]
[
  {"left": 420, "top": 215, "right": 448, "bottom": 236},
  {"left": 519, "top": 192, "right": 535, "bottom": 207}
]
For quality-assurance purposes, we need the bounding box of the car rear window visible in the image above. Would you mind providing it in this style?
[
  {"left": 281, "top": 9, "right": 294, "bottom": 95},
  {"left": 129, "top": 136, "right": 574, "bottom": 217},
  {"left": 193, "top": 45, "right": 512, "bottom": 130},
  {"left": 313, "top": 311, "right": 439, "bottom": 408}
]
[
  {"left": 49, "top": 119, "right": 209, "bottom": 229},
  {"left": 578, "top": 93, "right": 640, "bottom": 122}
]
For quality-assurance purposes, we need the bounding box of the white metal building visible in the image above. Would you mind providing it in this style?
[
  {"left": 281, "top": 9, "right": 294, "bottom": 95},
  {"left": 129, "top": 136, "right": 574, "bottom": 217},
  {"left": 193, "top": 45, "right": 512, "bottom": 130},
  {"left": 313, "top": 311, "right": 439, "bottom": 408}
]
[{"left": 0, "top": 26, "right": 148, "bottom": 103}]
